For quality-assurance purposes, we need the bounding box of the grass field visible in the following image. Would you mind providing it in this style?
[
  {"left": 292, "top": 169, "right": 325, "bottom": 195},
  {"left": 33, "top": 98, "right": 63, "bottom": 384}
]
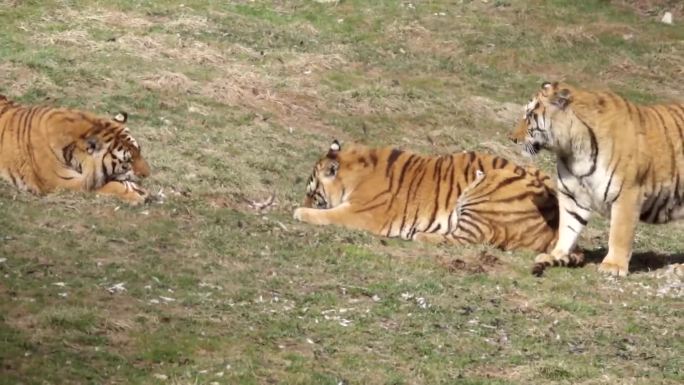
[{"left": 0, "top": 1, "right": 683, "bottom": 384}]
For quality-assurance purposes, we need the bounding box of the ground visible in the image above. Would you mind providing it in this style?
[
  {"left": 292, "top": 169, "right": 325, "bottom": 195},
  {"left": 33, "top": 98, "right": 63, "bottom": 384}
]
[{"left": 0, "top": 1, "right": 682, "bottom": 384}]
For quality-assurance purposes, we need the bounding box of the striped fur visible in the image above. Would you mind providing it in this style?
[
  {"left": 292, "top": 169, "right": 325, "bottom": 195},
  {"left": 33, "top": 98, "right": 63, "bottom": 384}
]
[
  {"left": 0, "top": 95, "right": 150, "bottom": 204},
  {"left": 509, "top": 81, "right": 684, "bottom": 276},
  {"left": 294, "top": 141, "right": 559, "bottom": 252}
]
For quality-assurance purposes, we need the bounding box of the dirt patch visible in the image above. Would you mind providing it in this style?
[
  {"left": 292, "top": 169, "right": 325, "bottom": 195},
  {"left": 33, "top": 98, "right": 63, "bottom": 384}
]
[
  {"left": 115, "top": 34, "right": 227, "bottom": 65},
  {"left": 440, "top": 250, "right": 501, "bottom": 274},
  {"left": 613, "top": 0, "right": 683, "bottom": 18},
  {"left": 201, "top": 65, "right": 333, "bottom": 135},
  {"left": 31, "top": 28, "right": 227, "bottom": 66},
  {"left": 0, "top": 62, "right": 56, "bottom": 96},
  {"left": 140, "top": 71, "right": 196, "bottom": 94},
  {"left": 46, "top": 8, "right": 156, "bottom": 29},
  {"left": 384, "top": 20, "right": 462, "bottom": 57},
  {"left": 458, "top": 95, "right": 521, "bottom": 126},
  {"left": 34, "top": 29, "right": 99, "bottom": 49}
]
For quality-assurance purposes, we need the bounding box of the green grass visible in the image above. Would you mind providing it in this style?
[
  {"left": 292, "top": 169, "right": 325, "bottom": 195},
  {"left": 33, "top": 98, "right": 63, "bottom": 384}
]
[{"left": 0, "top": 1, "right": 683, "bottom": 384}]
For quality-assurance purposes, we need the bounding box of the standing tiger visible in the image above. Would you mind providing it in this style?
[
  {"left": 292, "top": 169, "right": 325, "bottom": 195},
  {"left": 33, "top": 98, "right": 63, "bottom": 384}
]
[
  {"left": 509, "top": 81, "right": 684, "bottom": 276},
  {"left": 293, "top": 140, "right": 560, "bottom": 252},
  {"left": 0, "top": 95, "right": 150, "bottom": 204}
]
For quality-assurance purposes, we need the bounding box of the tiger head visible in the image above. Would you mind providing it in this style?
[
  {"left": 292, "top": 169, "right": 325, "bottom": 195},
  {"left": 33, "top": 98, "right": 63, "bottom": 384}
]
[
  {"left": 302, "top": 140, "right": 345, "bottom": 209},
  {"left": 72, "top": 112, "right": 150, "bottom": 184},
  {"left": 509, "top": 81, "right": 573, "bottom": 156}
]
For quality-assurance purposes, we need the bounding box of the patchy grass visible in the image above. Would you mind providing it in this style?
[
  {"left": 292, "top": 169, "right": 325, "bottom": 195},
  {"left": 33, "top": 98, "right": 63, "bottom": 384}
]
[{"left": 0, "top": 1, "right": 683, "bottom": 384}]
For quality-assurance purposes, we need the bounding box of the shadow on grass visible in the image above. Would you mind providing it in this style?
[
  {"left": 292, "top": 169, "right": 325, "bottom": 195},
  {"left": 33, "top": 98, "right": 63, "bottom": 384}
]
[{"left": 583, "top": 248, "right": 684, "bottom": 273}]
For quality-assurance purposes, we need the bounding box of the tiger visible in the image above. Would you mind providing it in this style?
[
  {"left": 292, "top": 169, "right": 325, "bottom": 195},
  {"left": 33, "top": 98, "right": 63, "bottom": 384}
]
[
  {"left": 509, "top": 81, "right": 684, "bottom": 276},
  {"left": 293, "top": 140, "right": 560, "bottom": 252},
  {"left": 0, "top": 95, "right": 150, "bottom": 204}
]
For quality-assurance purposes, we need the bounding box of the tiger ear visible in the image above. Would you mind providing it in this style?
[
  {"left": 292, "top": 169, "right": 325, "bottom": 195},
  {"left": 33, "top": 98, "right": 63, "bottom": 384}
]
[
  {"left": 540, "top": 81, "right": 559, "bottom": 97},
  {"left": 113, "top": 111, "right": 128, "bottom": 123},
  {"left": 550, "top": 88, "right": 572, "bottom": 110},
  {"left": 324, "top": 159, "right": 339, "bottom": 178},
  {"left": 327, "top": 139, "right": 341, "bottom": 158},
  {"left": 85, "top": 136, "right": 102, "bottom": 155}
]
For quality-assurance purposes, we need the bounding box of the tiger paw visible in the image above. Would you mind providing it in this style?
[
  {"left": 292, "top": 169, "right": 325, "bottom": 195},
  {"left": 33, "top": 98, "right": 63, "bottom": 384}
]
[
  {"left": 532, "top": 253, "right": 553, "bottom": 276},
  {"left": 534, "top": 253, "right": 554, "bottom": 264},
  {"left": 598, "top": 261, "right": 629, "bottom": 277},
  {"left": 293, "top": 207, "right": 306, "bottom": 221},
  {"left": 412, "top": 232, "right": 447, "bottom": 244}
]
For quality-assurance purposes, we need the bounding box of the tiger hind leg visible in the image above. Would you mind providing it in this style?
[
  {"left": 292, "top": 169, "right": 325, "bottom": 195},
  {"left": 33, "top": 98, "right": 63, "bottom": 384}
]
[{"left": 96, "top": 180, "right": 149, "bottom": 205}]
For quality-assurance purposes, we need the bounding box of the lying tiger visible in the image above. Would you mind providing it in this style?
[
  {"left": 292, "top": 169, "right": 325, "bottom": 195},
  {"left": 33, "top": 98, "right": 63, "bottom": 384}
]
[
  {"left": 0, "top": 95, "right": 150, "bottom": 204},
  {"left": 294, "top": 140, "right": 560, "bottom": 252}
]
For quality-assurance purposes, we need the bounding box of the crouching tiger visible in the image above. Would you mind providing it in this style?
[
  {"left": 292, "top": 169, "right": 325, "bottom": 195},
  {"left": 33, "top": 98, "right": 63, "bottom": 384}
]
[
  {"left": 293, "top": 140, "right": 560, "bottom": 252},
  {"left": 0, "top": 95, "right": 150, "bottom": 204}
]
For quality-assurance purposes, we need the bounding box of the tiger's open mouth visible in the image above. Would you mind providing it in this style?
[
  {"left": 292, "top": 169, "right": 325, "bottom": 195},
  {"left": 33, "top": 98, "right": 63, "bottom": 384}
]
[{"left": 532, "top": 142, "right": 541, "bottom": 153}]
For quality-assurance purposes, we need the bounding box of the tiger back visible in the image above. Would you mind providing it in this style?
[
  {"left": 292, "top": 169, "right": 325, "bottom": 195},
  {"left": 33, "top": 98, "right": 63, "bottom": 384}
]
[
  {"left": 294, "top": 140, "right": 559, "bottom": 252},
  {"left": 0, "top": 95, "right": 150, "bottom": 204}
]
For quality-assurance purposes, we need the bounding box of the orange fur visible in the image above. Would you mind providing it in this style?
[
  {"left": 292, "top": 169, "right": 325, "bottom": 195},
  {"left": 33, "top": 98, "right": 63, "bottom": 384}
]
[
  {"left": 510, "top": 82, "right": 684, "bottom": 276},
  {"left": 294, "top": 141, "right": 559, "bottom": 252},
  {"left": 0, "top": 95, "right": 150, "bottom": 204}
]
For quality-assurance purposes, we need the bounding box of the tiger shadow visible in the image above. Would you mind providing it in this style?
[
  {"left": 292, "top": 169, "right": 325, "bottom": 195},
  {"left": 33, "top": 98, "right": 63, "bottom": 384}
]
[{"left": 582, "top": 248, "right": 684, "bottom": 273}]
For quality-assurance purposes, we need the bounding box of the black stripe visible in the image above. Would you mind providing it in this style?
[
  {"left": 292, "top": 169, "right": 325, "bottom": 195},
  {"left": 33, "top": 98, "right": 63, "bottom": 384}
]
[
  {"left": 443, "top": 156, "right": 455, "bottom": 212},
  {"left": 399, "top": 161, "right": 423, "bottom": 232},
  {"left": 426, "top": 158, "right": 443, "bottom": 231},
  {"left": 574, "top": 115, "right": 598, "bottom": 178},
  {"left": 387, "top": 155, "right": 417, "bottom": 210},
  {"left": 369, "top": 151, "right": 378, "bottom": 167},
  {"left": 610, "top": 181, "right": 624, "bottom": 204},
  {"left": 565, "top": 209, "right": 588, "bottom": 226},
  {"left": 8, "top": 171, "right": 17, "bottom": 187},
  {"left": 557, "top": 174, "right": 591, "bottom": 211},
  {"left": 640, "top": 189, "right": 662, "bottom": 222},
  {"left": 652, "top": 107, "right": 677, "bottom": 175},
  {"left": 652, "top": 191, "right": 672, "bottom": 223},
  {"left": 665, "top": 106, "right": 684, "bottom": 156},
  {"left": 386, "top": 149, "right": 403, "bottom": 177},
  {"left": 354, "top": 200, "right": 388, "bottom": 213},
  {"left": 603, "top": 164, "right": 617, "bottom": 202}
]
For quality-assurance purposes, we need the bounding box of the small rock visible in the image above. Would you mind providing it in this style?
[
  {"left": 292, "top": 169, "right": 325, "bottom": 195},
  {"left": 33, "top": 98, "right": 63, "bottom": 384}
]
[
  {"left": 661, "top": 12, "right": 673, "bottom": 25},
  {"left": 107, "top": 282, "right": 126, "bottom": 294}
]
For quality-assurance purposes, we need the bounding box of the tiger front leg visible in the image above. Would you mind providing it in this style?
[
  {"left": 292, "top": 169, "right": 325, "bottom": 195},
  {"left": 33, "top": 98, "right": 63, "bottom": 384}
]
[
  {"left": 96, "top": 180, "right": 149, "bottom": 205},
  {"left": 533, "top": 175, "right": 591, "bottom": 276},
  {"left": 598, "top": 187, "right": 640, "bottom": 277},
  {"left": 412, "top": 232, "right": 449, "bottom": 244},
  {"left": 293, "top": 203, "right": 378, "bottom": 234}
]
